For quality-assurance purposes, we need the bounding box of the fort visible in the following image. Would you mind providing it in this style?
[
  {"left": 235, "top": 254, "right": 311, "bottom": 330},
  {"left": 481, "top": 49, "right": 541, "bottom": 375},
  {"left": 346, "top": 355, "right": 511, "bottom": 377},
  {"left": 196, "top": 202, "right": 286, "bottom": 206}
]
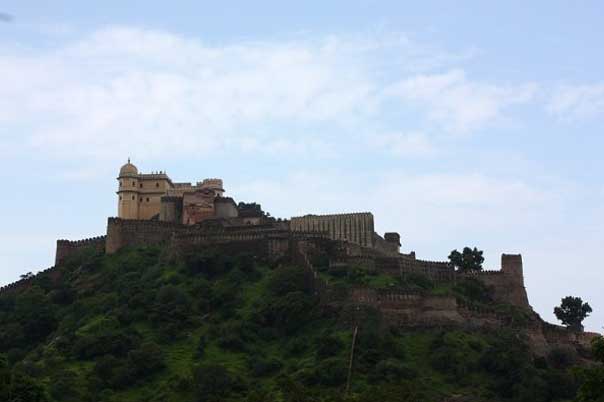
[{"left": 4, "top": 160, "right": 597, "bottom": 356}]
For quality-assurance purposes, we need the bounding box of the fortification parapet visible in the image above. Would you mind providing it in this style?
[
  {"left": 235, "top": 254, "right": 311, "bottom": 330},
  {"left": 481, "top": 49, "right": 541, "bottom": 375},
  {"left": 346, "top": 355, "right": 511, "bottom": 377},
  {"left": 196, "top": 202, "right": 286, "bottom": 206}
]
[
  {"left": 466, "top": 254, "right": 530, "bottom": 309},
  {"left": 56, "top": 236, "right": 106, "bottom": 265},
  {"left": 501, "top": 253, "right": 524, "bottom": 282},
  {"left": 106, "top": 217, "right": 183, "bottom": 254},
  {"left": 0, "top": 266, "right": 57, "bottom": 295},
  {"left": 290, "top": 212, "right": 374, "bottom": 248}
]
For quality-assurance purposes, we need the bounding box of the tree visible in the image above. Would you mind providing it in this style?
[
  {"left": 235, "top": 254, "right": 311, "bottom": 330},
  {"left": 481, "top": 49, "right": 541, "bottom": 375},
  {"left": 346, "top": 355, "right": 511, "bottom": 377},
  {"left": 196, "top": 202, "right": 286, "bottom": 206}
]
[
  {"left": 193, "top": 363, "right": 234, "bottom": 402},
  {"left": 554, "top": 296, "right": 592, "bottom": 331},
  {"left": 448, "top": 247, "right": 484, "bottom": 272},
  {"left": 575, "top": 337, "right": 604, "bottom": 402},
  {"left": 592, "top": 336, "right": 604, "bottom": 363}
]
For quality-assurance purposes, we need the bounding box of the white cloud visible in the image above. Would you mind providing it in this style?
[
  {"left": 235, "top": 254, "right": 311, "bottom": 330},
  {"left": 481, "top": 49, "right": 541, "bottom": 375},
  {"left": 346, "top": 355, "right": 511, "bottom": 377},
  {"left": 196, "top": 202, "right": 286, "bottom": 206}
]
[
  {"left": 233, "top": 170, "right": 550, "bottom": 238},
  {"left": 548, "top": 83, "right": 604, "bottom": 120},
  {"left": 0, "top": 26, "right": 538, "bottom": 168},
  {"left": 370, "top": 132, "right": 435, "bottom": 157},
  {"left": 386, "top": 70, "right": 537, "bottom": 133}
]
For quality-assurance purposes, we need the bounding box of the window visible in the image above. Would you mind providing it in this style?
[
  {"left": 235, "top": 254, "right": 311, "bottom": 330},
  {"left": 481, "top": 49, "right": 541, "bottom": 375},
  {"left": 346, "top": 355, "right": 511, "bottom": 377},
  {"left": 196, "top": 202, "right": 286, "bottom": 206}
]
[
  {"left": 119, "top": 196, "right": 122, "bottom": 200},
  {"left": 156, "top": 183, "right": 159, "bottom": 188},
  {"left": 132, "top": 181, "right": 135, "bottom": 187},
  {"left": 146, "top": 198, "right": 150, "bottom": 202},
  {"left": 140, "top": 183, "right": 143, "bottom": 188},
  {"left": 132, "top": 196, "right": 135, "bottom": 200},
  {"left": 119, "top": 180, "right": 122, "bottom": 187}
]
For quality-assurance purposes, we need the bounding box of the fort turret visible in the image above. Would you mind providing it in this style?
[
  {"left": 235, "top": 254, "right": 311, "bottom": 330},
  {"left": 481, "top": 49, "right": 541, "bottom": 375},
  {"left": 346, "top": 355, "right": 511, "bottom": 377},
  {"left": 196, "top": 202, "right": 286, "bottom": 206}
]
[{"left": 117, "top": 159, "right": 140, "bottom": 219}]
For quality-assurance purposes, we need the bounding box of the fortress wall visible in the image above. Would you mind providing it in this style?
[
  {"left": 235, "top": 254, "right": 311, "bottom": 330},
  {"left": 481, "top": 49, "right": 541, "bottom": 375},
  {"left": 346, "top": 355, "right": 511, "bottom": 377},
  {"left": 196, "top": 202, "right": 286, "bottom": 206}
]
[
  {"left": 373, "top": 233, "right": 400, "bottom": 255},
  {"left": 461, "top": 254, "right": 530, "bottom": 308},
  {"left": 0, "top": 266, "right": 57, "bottom": 295},
  {"left": 55, "top": 236, "right": 106, "bottom": 265},
  {"left": 541, "top": 322, "right": 600, "bottom": 350},
  {"left": 105, "top": 218, "right": 183, "bottom": 254},
  {"left": 395, "top": 254, "right": 456, "bottom": 282},
  {"left": 290, "top": 213, "right": 374, "bottom": 248},
  {"left": 349, "top": 287, "right": 456, "bottom": 310},
  {"left": 171, "top": 226, "right": 313, "bottom": 262},
  {"left": 160, "top": 196, "right": 182, "bottom": 223}
]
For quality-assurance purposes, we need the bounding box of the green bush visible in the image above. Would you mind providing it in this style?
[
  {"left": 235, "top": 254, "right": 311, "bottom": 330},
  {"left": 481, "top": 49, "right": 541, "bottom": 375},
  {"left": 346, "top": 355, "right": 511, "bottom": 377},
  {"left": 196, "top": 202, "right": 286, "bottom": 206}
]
[
  {"left": 128, "top": 341, "right": 165, "bottom": 377},
  {"left": 454, "top": 278, "right": 492, "bottom": 304},
  {"left": 266, "top": 267, "right": 308, "bottom": 297},
  {"left": 258, "top": 291, "right": 315, "bottom": 334},
  {"left": 248, "top": 355, "right": 282, "bottom": 377},
  {"left": 370, "top": 358, "right": 417, "bottom": 382},
  {"left": 300, "top": 357, "right": 347, "bottom": 387},
  {"left": 192, "top": 363, "right": 236, "bottom": 402},
  {"left": 315, "top": 333, "right": 344, "bottom": 358}
]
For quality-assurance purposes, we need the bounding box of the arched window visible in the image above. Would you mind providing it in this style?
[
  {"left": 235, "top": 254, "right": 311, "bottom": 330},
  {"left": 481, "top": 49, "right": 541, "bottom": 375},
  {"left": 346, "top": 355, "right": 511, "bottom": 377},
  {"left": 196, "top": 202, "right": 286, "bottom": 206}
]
[{"left": 131, "top": 196, "right": 135, "bottom": 200}]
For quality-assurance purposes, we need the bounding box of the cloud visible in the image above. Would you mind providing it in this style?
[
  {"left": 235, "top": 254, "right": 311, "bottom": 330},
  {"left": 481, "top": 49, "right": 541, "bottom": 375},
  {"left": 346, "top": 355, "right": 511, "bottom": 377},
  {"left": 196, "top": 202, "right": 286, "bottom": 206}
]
[
  {"left": 548, "top": 83, "right": 604, "bottom": 120},
  {"left": 0, "top": 26, "right": 538, "bottom": 169},
  {"left": 370, "top": 132, "right": 436, "bottom": 157},
  {"left": 233, "top": 170, "right": 550, "bottom": 237},
  {"left": 386, "top": 70, "right": 537, "bottom": 133}
]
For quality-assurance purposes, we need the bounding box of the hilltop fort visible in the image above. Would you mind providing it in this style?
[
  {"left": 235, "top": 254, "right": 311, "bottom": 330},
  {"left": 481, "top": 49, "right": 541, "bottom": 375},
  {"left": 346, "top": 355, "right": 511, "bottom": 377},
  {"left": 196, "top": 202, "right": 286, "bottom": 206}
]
[{"left": 3, "top": 160, "right": 597, "bottom": 357}]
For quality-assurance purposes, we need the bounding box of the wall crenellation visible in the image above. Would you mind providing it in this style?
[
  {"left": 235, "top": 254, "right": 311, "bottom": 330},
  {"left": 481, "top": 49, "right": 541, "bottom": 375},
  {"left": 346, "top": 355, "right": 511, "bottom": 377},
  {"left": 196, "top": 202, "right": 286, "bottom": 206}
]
[
  {"left": 0, "top": 266, "right": 56, "bottom": 295},
  {"left": 55, "top": 236, "right": 106, "bottom": 265}
]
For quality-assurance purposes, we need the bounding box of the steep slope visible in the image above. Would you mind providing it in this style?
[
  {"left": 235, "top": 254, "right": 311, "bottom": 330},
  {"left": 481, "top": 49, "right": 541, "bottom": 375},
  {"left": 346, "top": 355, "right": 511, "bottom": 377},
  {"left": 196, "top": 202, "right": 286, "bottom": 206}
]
[{"left": 0, "top": 245, "right": 590, "bottom": 402}]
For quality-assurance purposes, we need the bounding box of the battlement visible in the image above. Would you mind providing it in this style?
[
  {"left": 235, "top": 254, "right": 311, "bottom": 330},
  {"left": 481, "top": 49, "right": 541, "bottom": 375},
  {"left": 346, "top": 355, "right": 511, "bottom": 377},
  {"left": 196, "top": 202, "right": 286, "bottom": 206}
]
[
  {"left": 290, "top": 212, "right": 374, "bottom": 248},
  {"left": 461, "top": 269, "right": 505, "bottom": 276},
  {"left": 55, "top": 236, "right": 106, "bottom": 265},
  {"left": 291, "top": 212, "right": 373, "bottom": 219},
  {"left": 0, "top": 266, "right": 56, "bottom": 295}
]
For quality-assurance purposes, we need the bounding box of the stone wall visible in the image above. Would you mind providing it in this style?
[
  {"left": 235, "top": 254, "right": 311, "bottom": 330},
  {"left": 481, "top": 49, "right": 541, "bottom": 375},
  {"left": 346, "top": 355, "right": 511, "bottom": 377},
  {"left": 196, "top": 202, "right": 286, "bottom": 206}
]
[
  {"left": 290, "top": 213, "right": 374, "bottom": 248},
  {"left": 55, "top": 236, "right": 106, "bottom": 265},
  {"left": 462, "top": 254, "right": 530, "bottom": 308},
  {"left": 370, "top": 253, "right": 455, "bottom": 282},
  {"left": 214, "top": 197, "right": 238, "bottom": 219},
  {"left": 0, "top": 266, "right": 56, "bottom": 295},
  {"left": 105, "top": 218, "right": 182, "bottom": 254},
  {"left": 159, "top": 196, "right": 182, "bottom": 223}
]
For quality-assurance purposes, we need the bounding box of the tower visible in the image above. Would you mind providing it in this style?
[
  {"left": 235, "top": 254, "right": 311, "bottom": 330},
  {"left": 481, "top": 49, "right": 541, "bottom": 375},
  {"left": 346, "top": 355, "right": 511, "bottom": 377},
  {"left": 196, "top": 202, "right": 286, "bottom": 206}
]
[{"left": 117, "top": 159, "right": 140, "bottom": 219}]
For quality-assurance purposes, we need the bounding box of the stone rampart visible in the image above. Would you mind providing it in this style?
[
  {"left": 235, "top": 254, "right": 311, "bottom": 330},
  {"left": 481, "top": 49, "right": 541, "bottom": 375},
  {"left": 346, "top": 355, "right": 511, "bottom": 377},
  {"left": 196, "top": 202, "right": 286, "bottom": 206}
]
[
  {"left": 541, "top": 322, "right": 600, "bottom": 349},
  {"left": 374, "top": 254, "right": 455, "bottom": 282},
  {"left": 461, "top": 254, "right": 530, "bottom": 309},
  {"left": 56, "top": 236, "right": 106, "bottom": 265},
  {"left": 105, "top": 218, "right": 183, "bottom": 254},
  {"left": 0, "top": 266, "right": 56, "bottom": 295},
  {"left": 290, "top": 212, "right": 374, "bottom": 248}
]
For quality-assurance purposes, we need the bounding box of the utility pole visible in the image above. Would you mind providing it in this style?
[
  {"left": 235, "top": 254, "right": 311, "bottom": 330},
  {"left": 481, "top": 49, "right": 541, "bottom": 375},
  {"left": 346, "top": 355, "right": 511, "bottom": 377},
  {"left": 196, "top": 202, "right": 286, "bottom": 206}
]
[{"left": 345, "top": 325, "right": 359, "bottom": 395}]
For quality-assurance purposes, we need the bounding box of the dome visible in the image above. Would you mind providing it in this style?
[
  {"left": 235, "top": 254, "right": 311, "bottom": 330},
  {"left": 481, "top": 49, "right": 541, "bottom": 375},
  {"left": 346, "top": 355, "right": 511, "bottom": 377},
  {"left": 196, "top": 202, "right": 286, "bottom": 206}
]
[{"left": 119, "top": 159, "right": 138, "bottom": 176}]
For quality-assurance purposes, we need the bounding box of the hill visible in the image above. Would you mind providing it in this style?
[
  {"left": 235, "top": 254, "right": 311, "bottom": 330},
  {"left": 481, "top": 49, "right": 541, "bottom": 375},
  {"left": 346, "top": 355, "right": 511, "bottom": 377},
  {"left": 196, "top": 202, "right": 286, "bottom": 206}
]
[{"left": 1, "top": 244, "right": 602, "bottom": 402}]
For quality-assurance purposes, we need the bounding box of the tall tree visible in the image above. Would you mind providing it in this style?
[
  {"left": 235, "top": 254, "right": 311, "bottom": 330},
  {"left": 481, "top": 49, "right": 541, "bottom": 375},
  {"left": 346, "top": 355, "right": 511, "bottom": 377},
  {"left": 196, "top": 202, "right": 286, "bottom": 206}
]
[
  {"left": 575, "top": 337, "right": 604, "bottom": 402},
  {"left": 554, "top": 296, "right": 592, "bottom": 331},
  {"left": 448, "top": 247, "right": 484, "bottom": 272}
]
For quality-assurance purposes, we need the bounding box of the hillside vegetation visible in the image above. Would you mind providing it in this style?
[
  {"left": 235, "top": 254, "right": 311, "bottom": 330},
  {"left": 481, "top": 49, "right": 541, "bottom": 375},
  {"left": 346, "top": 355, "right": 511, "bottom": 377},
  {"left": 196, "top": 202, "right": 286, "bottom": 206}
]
[{"left": 0, "top": 245, "right": 598, "bottom": 402}]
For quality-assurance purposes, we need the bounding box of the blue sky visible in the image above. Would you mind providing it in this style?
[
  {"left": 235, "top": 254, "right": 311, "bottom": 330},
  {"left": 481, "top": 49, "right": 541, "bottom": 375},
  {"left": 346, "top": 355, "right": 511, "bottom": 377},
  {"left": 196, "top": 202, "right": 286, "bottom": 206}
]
[{"left": 1, "top": 1, "right": 603, "bottom": 331}]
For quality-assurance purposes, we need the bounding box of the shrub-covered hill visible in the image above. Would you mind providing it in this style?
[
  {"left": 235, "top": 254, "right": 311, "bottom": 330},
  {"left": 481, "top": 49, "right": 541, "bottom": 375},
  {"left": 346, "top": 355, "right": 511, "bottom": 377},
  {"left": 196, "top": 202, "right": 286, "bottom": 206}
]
[{"left": 0, "top": 246, "right": 594, "bottom": 402}]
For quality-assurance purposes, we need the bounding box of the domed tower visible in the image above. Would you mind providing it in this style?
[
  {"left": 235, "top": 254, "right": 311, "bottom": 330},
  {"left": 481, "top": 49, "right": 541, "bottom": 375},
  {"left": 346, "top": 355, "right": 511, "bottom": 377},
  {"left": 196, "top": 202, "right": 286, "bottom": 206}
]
[{"left": 117, "top": 159, "right": 140, "bottom": 219}]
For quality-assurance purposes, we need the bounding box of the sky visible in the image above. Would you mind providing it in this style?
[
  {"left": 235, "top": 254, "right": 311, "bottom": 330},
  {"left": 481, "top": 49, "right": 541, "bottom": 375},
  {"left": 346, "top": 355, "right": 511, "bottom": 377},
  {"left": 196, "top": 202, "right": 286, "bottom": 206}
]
[{"left": 0, "top": 1, "right": 603, "bottom": 331}]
